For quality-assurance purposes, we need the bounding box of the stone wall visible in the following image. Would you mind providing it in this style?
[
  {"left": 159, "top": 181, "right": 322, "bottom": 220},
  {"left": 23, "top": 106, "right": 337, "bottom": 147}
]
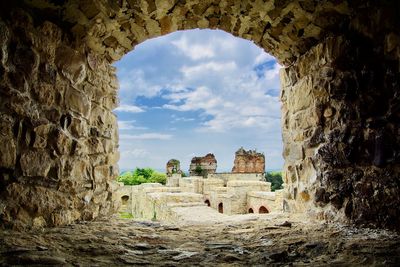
[
  {"left": 0, "top": 8, "right": 120, "bottom": 229},
  {"left": 208, "top": 173, "right": 264, "bottom": 185},
  {"left": 0, "top": 0, "right": 399, "bottom": 230},
  {"left": 247, "top": 192, "right": 276, "bottom": 213},
  {"left": 281, "top": 33, "right": 400, "bottom": 229},
  {"left": 232, "top": 148, "right": 265, "bottom": 173}
]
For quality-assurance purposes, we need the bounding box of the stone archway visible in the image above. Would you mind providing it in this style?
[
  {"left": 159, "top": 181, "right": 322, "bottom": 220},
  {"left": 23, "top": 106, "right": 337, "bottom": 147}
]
[
  {"left": 0, "top": 1, "right": 399, "bottom": 230},
  {"left": 259, "top": 206, "right": 269, "bottom": 214},
  {"left": 248, "top": 208, "right": 254, "bottom": 214},
  {"left": 121, "top": 195, "right": 129, "bottom": 206},
  {"left": 204, "top": 199, "right": 210, "bottom": 207},
  {"left": 218, "top": 203, "right": 223, "bottom": 214}
]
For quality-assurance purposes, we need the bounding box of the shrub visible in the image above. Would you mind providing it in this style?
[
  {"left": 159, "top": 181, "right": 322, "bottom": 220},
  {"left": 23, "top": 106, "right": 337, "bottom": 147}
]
[
  {"left": 265, "top": 171, "right": 283, "bottom": 191},
  {"left": 118, "top": 168, "right": 167, "bottom": 185},
  {"left": 194, "top": 166, "right": 203, "bottom": 176}
]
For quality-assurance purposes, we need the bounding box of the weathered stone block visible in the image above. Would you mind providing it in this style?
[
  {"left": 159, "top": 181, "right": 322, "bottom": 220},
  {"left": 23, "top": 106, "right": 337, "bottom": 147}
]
[
  {"left": 33, "top": 83, "right": 55, "bottom": 106},
  {"left": 284, "top": 143, "right": 304, "bottom": 162},
  {"left": 0, "top": 137, "right": 16, "bottom": 169},
  {"left": 54, "top": 129, "right": 73, "bottom": 155},
  {"left": 68, "top": 117, "right": 88, "bottom": 137},
  {"left": 65, "top": 87, "right": 91, "bottom": 117},
  {"left": 288, "top": 76, "right": 313, "bottom": 113},
  {"left": 20, "top": 150, "right": 52, "bottom": 177},
  {"left": 55, "top": 46, "right": 86, "bottom": 86},
  {"left": 33, "top": 124, "right": 52, "bottom": 149}
]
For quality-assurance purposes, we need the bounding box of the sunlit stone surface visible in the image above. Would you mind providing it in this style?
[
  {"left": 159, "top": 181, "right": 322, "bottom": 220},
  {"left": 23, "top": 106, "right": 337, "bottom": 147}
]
[{"left": 0, "top": 1, "right": 399, "bottom": 230}]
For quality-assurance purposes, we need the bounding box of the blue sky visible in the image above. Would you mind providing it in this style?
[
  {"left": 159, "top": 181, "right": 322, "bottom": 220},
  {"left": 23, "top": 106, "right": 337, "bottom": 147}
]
[{"left": 114, "top": 29, "right": 282, "bottom": 172}]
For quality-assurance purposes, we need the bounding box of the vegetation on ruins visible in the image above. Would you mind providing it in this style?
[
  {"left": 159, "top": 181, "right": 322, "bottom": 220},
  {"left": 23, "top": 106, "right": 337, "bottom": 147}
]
[
  {"left": 118, "top": 168, "right": 166, "bottom": 185},
  {"left": 265, "top": 171, "right": 283, "bottom": 191},
  {"left": 194, "top": 166, "right": 204, "bottom": 176}
]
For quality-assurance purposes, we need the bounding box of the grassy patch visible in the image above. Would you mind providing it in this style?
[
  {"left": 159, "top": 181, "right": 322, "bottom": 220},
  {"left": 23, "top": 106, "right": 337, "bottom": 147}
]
[{"left": 119, "top": 212, "right": 134, "bottom": 219}]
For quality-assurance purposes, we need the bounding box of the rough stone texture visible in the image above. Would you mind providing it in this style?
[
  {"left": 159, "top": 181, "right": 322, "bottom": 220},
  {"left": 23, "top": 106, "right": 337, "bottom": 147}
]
[
  {"left": 121, "top": 173, "right": 275, "bottom": 218},
  {"left": 189, "top": 154, "right": 217, "bottom": 177},
  {"left": 0, "top": 216, "right": 399, "bottom": 266},
  {"left": 281, "top": 33, "right": 400, "bottom": 230},
  {"left": 0, "top": 6, "right": 120, "bottom": 229},
  {"left": 0, "top": 0, "right": 399, "bottom": 230},
  {"left": 232, "top": 147, "right": 265, "bottom": 173}
]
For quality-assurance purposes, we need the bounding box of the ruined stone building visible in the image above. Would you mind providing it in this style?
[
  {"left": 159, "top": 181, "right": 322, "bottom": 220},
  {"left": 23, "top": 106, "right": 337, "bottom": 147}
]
[
  {"left": 232, "top": 147, "right": 265, "bottom": 173},
  {"left": 166, "top": 159, "right": 182, "bottom": 177},
  {"left": 0, "top": 1, "right": 399, "bottom": 231},
  {"left": 119, "top": 149, "right": 280, "bottom": 221},
  {"left": 189, "top": 153, "right": 217, "bottom": 177}
]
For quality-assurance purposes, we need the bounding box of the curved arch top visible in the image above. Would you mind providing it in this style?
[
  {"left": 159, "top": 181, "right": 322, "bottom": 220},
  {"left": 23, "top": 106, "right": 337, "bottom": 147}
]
[
  {"left": 0, "top": 0, "right": 399, "bottom": 230},
  {"left": 83, "top": 0, "right": 352, "bottom": 64},
  {"left": 19, "top": 0, "right": 362, "bottom": 64}
]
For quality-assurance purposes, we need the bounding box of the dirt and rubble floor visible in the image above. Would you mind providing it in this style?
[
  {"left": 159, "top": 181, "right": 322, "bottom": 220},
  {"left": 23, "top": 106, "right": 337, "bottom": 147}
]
[{"left": 1, "top": 213, "right": 399, "bottom": 266}]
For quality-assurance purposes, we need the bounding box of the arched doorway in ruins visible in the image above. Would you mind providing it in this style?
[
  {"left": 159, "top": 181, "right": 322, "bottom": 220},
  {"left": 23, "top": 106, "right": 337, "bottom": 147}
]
[
  {"left": 0, "top": 1, "right": 398, "bottom": 230},
  {"left": 205, "top": 199, "right": 211, "bottom": 207},
  {"left": 114, "top": 28, "right": 282, "bottom": 177},
  {"left": 248, "top": 208, "right": 254, "bottom": 214},
  {"left": 218, "top": 203, "right": 223, "bottom": 214},
  {"left": 259, "top": 206, "right": 269, "bottom": 214},
  {"left": 121, "top": 195, "right": 129, "bottom": 206}
]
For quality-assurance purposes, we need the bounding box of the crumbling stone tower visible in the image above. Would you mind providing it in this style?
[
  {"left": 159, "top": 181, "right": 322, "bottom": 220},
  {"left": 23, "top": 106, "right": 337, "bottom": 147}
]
[
  {"left": 0, "top": 1, "right": 399, "bottom": 230},
  {"left": 189, "top": 154, "right": 217, "bottom": 177},
  {"left": 166, "top": 159, "right": 181, "bottom": 176},
  {"left": 232, "top": 147, "right": 265, "bottom": 174}
]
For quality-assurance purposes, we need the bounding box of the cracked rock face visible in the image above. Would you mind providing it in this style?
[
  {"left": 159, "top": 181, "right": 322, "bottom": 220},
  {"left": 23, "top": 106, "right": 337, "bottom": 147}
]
[
  {"left": 0, "top": 216, "right": 399, "bottom": 266},
  {"left": 0, "top": 0, "right": 399, "bottom": 230}
]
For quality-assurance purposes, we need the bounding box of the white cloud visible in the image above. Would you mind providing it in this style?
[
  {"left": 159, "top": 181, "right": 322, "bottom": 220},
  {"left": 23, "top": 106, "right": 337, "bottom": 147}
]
[
  {"left": 120, "top": 133, "right": 173, "bottom": 140},
  {"left": 114, "top": 29, "right": 284, "bottom": 170},
  {"left": 254, "top": 51, "right": 275, "bottom": 65},
  {"left": 120, "top": 148, "right": 149, "bottom": 158},
  {"left": 118, "top": 120, "right": 147, "bottom": 130},
  {"left": 264, "top": 63, "right": 282, "bottom": 80},
  {"left": 180, "top": 61, "right": 237, "bottom": 77},
  {"left": 118, "top": 69, "right": 165, "bottom": 101},
  {"left": 161, "top": 59, "right": 282, "bottom": 132},
  {"left": 115, "top": 104, "right": 144, "bottom": 113},
  {"left": 172, "top": 36, "right": 215, "bottom": 60},
  {"left": 163, "top": 86, "right": 223, "bottom": 112},
  {"left": 170, "top": 115, "right": 195, "bottom": 123}
]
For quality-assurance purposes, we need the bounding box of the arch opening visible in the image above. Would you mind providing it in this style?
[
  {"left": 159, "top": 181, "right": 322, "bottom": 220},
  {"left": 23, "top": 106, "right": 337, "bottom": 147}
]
[
  {"left": 259, "top": 206, "right": 269, "bottom": 214},
  {"left": 114, "top": 28, "right": 283, "bottom": 186},
  {"left": 218, "top": 203, "right": 223, "bottom": 214},
  {"left": 0, "top": 0, "right": 398, "bottom": 231},
  {"left": 248, "top": 208, "right": 254, "bottom": 213},
  {"left": 121, "top": 195, "right": 129, "bottom": 205},
  {"left": 205, "top": 199, "right": 211, "bottom": 207}
]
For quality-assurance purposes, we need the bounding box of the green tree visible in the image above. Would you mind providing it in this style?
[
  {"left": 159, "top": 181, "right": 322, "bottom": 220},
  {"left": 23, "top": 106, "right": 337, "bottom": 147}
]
[
  {"left": 265, "top": 171, "right": 283, "bottom": 191},
  {"left": 194, "top": 166, "right": 203, "bottom": 176},
  {"left": 118, "top": 168, "right": 166, "bottom": 185}
]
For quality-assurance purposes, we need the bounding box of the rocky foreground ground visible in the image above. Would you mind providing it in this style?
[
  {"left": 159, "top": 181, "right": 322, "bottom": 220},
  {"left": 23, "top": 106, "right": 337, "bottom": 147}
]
[{"left": 0, "top": 213, "right": 399, "bottom": 266}]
